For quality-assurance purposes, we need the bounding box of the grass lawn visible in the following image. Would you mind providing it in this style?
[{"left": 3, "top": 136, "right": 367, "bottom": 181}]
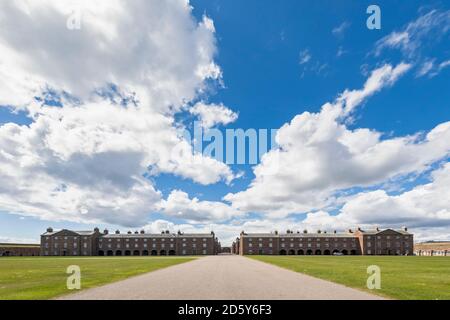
[
  {"left": 250, "top": 256, "right": 450, "bottom": 300},
  {"left": 0, "top": 256, "right": 195, "bottom": 300}
]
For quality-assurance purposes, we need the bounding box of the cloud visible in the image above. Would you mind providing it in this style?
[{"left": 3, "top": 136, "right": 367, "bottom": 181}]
[
  {"left": 332, "top": 21, "right": 350, "bottom": 37},
  {"left": 374, "top": 9, "right": 450, "bottom": 57},
  {"left": 373, "top": 9, "right": 450, "bottom": 78},
  {"left": 299, "top": 49, "right": 312, "bottom": 65},
  {"left": 158, "top": 190, "right": 243, "bottom": 223},
  {"left": 0, "top": 0, "right": 221, "bottom": 113},
  {"left": 190, "top": 101, "right": 238, "bottom": 129},
  {"left": 0, "top": 236, "right": 39, "bottom": 244},
  {"left": 225, "top": 63, "right": 450, "bottom": 218},
  {"left": 338, "top": 63, "right": 411, "bottom": 115},
  {"left": 416, "top": 59, "right": 450, "bottom": 78},
  {"left": 298, "top": 163, "right": 450, "bottom": 238},
  {"left": 0, "top": 0, "right": 235, "bottom": 227}
]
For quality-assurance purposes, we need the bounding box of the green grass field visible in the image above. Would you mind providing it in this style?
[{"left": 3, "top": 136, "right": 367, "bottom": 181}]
[
  {"left": 250, "top": 256, "right": 450, "bottom": 300},
  {"left": 0, "top": 256, "right": 195, "bottom": 300}
]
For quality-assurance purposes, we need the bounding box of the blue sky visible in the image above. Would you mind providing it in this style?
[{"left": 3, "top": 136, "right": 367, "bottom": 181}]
[{"left": 0, "top": 1, "right": 449, "bottom": 245}]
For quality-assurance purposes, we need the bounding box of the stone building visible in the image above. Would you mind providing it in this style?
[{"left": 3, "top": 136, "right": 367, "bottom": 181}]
[
  {"left": 238, "top": 227, "right": 413, "bottom": 256},
  {"left": 41, "top": 227, "right": 220, "bottom": 256},
  {"left": 414, "top": 241, "right": 450, "bottom": 256},
  {"left": 0, "top": 243, "right": 40, "bottom": 256}
]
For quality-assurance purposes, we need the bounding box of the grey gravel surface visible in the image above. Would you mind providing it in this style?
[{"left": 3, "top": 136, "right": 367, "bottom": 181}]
[{"left": 58, "top": 255, "right": 384, "bottom": 300}]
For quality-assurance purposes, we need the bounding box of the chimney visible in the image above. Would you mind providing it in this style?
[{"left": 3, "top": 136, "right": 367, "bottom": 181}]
[
  {"left": 357, "top": 227, "right": 362, "bottom": 232},
  {"left": 303, "top": 229, "right": 308, "bottom": 234},
  {"left": 104, "top": 229, "right": 109, "bottom": 235},
  {"left": 115, "top": 230, "right": 120, "bottom": 234},
  {"left": 177, "top": 230, "right": 182, "bottom": 235},
  {"left": 94, "top": 227, "right": 99, "bottom": 232},
  {"left": 46, "top": 227, "right": 53, "bottom": 233},
  {"left": 127, "top": 231, "right": 132, "bottom": 234},
  {"left": 376, "top": 227, "right": 380, "bottom": 232},
  {"left": 134, "top": 231, "right": 139, "bottom": 234},
  {"left": 274, "top": 230, "right": 278, "bottom": 235},
  {"left": 334, "top": 230, "right": 337, "bottom": 234},
  {"left": 323, "top": 230, "right": 327, "bottom": 234},
  {"left": 403, "top": 226, "right": 408, "bottom": 232},
  {"left": 348, "top": 229, "right": 353, "bottom": 233},
  {"left": 317, "top": 230, "right": 321, "bottom": 234},
  {"left": 140, "top": 230, "right": 145, "bottom": 234}
]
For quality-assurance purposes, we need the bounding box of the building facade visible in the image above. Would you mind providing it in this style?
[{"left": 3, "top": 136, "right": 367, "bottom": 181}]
[
  {"left": 0, "top": 243, "right": 40, "bottom": 256},
  {"left": 238, "top": 227, "right": 413, "bottom": 256},
  {"left": 40, "top": 227, "right": 220, "bottom": 256},
  {"left": 414, "top": 241, "right": 450, "bottom": 256}
]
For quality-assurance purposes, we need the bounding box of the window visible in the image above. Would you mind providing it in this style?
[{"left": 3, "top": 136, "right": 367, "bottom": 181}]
[
  {"left": 203, "top": 238, "right": 207, "bottom": 242},
  {"left": 83, "top": 243, "right": 87, "bottom": 248},
  {"left": 269, "top": 243, "right": 273, "bottom": 247},
  {"left": 55, "top": 237, "right": 58, "bottom": 240},
  {"left": 182, "top": 238, "right": 186, "bottom": 242},
  {"left": 249, "top": 243, "right": 252, "bottom": 247},
  {"left": 109, "top": 239, "right": 112, "bottom": 242},
  {"left": 74, "top": 243, "right": 77, "bottom": 248},
  {"left": 367, "top": 250, "right": 372, "bottom": 255},
  {"left": 260, "top": 244, "right": 263, "bottom": 248},
  {"left": 192, "top": 244, "right": 196, "bottom": 248},
  {"left": 368, "top": 242, "right": 372, "bottom": 247},
  {"left": 182, "top": 243, "right": 186, "bottom": 247},
  {"left": 203, "top": 243, "right": 207, "bottom": 248},
  {"left": 170, "top": 244, "right": 174, "bottom": 248}
]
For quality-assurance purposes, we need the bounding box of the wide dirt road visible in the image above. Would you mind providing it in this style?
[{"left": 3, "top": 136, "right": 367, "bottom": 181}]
[{"left": 59, "top": 255, "right": 383, "bottom": 300}]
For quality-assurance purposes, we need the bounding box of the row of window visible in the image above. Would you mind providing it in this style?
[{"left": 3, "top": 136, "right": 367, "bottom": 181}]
[{"left": 247, "top": 238, "right": 357, "bottom": 242}]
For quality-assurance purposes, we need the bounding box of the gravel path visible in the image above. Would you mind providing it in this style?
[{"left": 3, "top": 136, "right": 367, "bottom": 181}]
[{"left": 58, "top": 255, "right": 384, "bottom": 300}]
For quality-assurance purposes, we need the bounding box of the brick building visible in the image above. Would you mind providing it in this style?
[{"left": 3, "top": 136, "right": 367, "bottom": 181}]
[
  {"left": 414, "top": 241, "right": 450, "bottom": 256},
  {"left": 0, "top": 243, "right": 40, "bottom": 256},
  {"left": 41, "top": 227, "right": 220, "bottom": 256},
  {"left": 238, "top": 227, "right": 413, "bottom": 256}
]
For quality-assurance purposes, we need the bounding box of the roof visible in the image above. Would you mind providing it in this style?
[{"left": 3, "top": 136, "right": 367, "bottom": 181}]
[
  {"left": 0, "top": 243, "right": 40, "bottom": 248},
  {"left": 101, "top": 233, "right": 214, "bottom": 239},
  {"left": 242, "top": 233, "right": 356, "bottom": 238},
  {"left": 41, "top": 229, "right": 96, "bottom": 236},
  {"left": 356, "top": 228, "right": 412, "bottom": 235}
]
